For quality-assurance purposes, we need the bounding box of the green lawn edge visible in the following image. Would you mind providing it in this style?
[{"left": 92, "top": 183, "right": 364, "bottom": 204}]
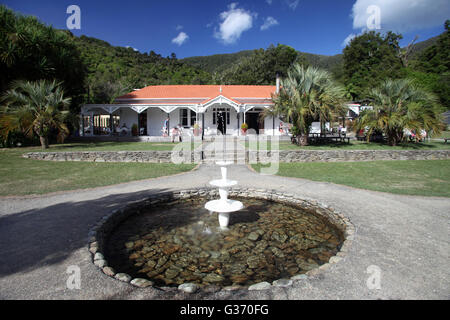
[{"left": 252, "top": 160, "right": 450, "bottom": 197}]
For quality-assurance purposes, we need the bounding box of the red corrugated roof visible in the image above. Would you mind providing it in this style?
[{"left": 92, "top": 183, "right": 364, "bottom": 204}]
[{"left": 116, "top": 85, "right": 276, "bottom": 104}]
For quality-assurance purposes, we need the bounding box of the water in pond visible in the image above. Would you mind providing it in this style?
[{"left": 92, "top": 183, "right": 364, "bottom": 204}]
[{"left": 104, "top": 197, "right": 344, "bottom": 287}]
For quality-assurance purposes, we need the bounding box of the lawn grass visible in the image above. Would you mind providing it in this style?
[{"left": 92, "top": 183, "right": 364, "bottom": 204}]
[
  {"left": 244, "top": 139, "right": 450, "bottom": 150},
  {"left": 435, "top": 131, "right": 450, "bottom": 139},
  {"left": 252, "top": 160, "right": 450, "bottom": 197},
  {"left": 0, "top": 146, "right": 196, "bottom": 196}
]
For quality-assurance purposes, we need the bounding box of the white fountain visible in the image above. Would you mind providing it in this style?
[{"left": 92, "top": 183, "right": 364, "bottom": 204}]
[{"left": 205, "top": 161, "right": 243, "bottom": 230}]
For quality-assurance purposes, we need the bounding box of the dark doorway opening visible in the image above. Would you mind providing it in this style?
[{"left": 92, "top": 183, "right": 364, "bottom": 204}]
[
  {"left": 139, "top": 113, "right": 147, "bottom": 136},
  {"left": 246, "top": 112, "right": 263, "bottom": 134},
  {"left": 217, "top": 111, "right": 227, "bottom": 135}
]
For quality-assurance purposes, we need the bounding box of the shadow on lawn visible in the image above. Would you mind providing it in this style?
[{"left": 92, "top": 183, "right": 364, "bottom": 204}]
[{"left": 0, "top": 188, "right": 174, "bottom": 277}]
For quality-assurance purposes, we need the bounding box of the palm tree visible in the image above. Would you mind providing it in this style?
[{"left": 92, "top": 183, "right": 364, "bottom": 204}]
[
  {"left": 0, "top": 79, "right": 71, "bottom": 148},
  {"left": 354, "top": 79, "right": 444, "bottom": 146},
  {"left": 271, "top": 64, "right": 346, "bottom": 145}
]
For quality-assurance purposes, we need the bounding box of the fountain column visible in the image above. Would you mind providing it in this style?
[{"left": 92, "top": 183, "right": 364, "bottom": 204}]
[{"left": 205, "top": 161, "right": 243, "bottom": 230}]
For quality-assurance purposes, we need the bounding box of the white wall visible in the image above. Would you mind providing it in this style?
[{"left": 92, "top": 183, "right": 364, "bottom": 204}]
[
  {"left": 146, "top": 108, "right": 182, "bottom": 136},
  {"left": 147, "top": 108, "right": 167, "bottom": 136},
  {"left": 264, "top": 115, "right": 284, "bottom": 135},
  {"left": 119, "top": 108, "right": 138, "bottom": 129}
]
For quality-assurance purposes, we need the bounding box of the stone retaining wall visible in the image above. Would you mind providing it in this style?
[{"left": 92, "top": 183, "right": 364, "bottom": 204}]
[
  {"left": 23, "top": 149, "right": 450, "bottom": 163},
  {"left": 22, "top": 151, "right": 194, "bottom": 163},
  {"left": 255, "top": 149, "right": 450, "bottom": 163}
]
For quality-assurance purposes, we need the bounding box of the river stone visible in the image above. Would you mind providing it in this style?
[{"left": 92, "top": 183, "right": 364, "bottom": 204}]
[
  {"left": 272, "top": 231, "right": 288, "bottom": 243},
  {"left": 156, "top": 256, "right": 168, "bottom": 268},
  {"left": 248, "top": 282, "right": 272, "bottom": 291},
  {"left": 329, "top": 256, "right": 343, "bottom": 264},
  {"left": 203, "top": 273, "right": 224, "bottom": 283},
  {"left": 291, "top": 274, "right": 308, "bottom": 280},
  {"left": 131, "top": 278, "right": 153, "bottom": 288},
  {"left": 102, "top": 266, "right": 116, "bottom": 276},
  {"left": 296, "top": 260, "right": 319, "bottom": 271},
  {"left": 94, "top": 259, "right": 107, "bottom": 268},
  {"left": 209, "top": 251, "right": 220, "bottom": 259},
  {"left": 178, "top": 283, "right": 198, "bottom": 293},
  {"left": 115, "top": 273, "right": 132, "bottom": 282},
  {"left": 230, "top": 274, "right": 248, "bottom": 284},
  {"left": 271, "top": 247, "right": 285, "bottom": 258},
  {"left": 272, "top": 279, "right": 293, "bottom": 287},
  {"left": 146, "top": 259, "right": 157, "bottom": 269},
  {"left": 223, "top": 285, "right": 243, "bottom": 291},
  {"left": 246, "top": 256, "right": 261, "bottom": 269},
  {"left": 94, "top": 252, "right": 104, "bottom": 261},
  {"left": 203, "top": 285, "right": 221, "bottom": 293},
  {"left": 254, "top": 240, "right": 268, "bottom": 252},
  {"left": 247, "top": 232, "right": 260, "bottom": 241},
  {"left": 165, "top": 268, "right": 180, "bottom": 279}
]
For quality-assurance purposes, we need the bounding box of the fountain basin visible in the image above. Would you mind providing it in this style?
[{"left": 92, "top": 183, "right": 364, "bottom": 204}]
[{"left": 90, "top": 188, "right": 354, "bottom": 290}]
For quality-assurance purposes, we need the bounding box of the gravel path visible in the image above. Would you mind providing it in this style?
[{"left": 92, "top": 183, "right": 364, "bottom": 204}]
[{"left": 0, "top": 163, "right": 448, "bottom": 300}]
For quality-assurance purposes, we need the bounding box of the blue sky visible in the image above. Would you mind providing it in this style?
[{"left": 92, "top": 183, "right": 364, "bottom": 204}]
[{"left": 3, "top": 0, "right": 449, "bottom": 58}]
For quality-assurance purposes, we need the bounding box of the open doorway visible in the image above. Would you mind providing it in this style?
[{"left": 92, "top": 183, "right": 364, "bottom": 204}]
[
  {"left": 246, "top": 109, "right": 264, "bottom": 134},
  {"left": 139, "top": 112, "right": 147, "bottom": 135},
  {"left": 213, "top": 107, "right": 230, "bottom": 135}
]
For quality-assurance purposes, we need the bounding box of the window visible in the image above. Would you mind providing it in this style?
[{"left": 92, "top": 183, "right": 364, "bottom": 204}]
[
  {"left": 190, "top": 110, "right": 197, "bottom": 126},
  {"left": 180, "top": 108, "right": 188, "bottom": 126},
  {"left": 113, "top": 115, "right": 120, "bottom": 128}
]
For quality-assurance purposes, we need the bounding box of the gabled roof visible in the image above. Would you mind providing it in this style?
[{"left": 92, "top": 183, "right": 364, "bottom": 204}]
[{"left": 115, "top": 85, "right": 276, "bottom": 105}]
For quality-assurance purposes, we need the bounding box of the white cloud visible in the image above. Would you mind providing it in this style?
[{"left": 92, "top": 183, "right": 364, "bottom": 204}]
[
  {"left": 261, "top": 17, "right": 279, "bottom": 31},
  {"left": 214, "top": 3, "right": 256, "bottom": 44},
  {"left": 266, "top": 0, "right": 273, "bottom": 4},
  {"left": 342, "top": 33, "right": 356, "bottom": 47},
  {"left": 172, "top": 32, "right": 189, "bottom": 46},
  {"left": 286, "top": 0, "right": 299, "bottom": 11},
  {"left": 175, "top": 25, "right": 183, "bottom": 31},
  {"left": 351, "top": 0, "right": 450, "bottom": 33},
  {"left": 125, "top": 46, "right": 139, "bottom": 52}
]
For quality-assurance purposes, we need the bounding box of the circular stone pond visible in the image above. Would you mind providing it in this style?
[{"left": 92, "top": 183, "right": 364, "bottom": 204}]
[{"left": 91, "top": 189, "right": 351, "bottom": 290}]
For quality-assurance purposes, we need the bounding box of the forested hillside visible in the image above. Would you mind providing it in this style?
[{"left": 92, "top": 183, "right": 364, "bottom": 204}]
[
  {"left": 72, "top": 35, "right": 212, "bottom": 104},
  {"left": 181, "top": 48, "right": 343, "bottom": 74},
  {"left": 181, "top": 35, "right": 437, "bottom": 77},
  {"left": 181, "top": 50, "right": 254, "bottom": 73}
]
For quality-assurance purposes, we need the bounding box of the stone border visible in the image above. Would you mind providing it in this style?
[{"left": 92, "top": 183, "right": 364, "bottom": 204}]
[
  {"left": 87, "top": 188, "right": 355, "bottom": 294},
  {"left": 23, "top": 151, "right": 192, "bottom": 163},
  {"left": 25, "top": 149, "right": 450, "bottom": 163},
  {"left": 255, "top": 149, "right": 450, "bottom": 163}
]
